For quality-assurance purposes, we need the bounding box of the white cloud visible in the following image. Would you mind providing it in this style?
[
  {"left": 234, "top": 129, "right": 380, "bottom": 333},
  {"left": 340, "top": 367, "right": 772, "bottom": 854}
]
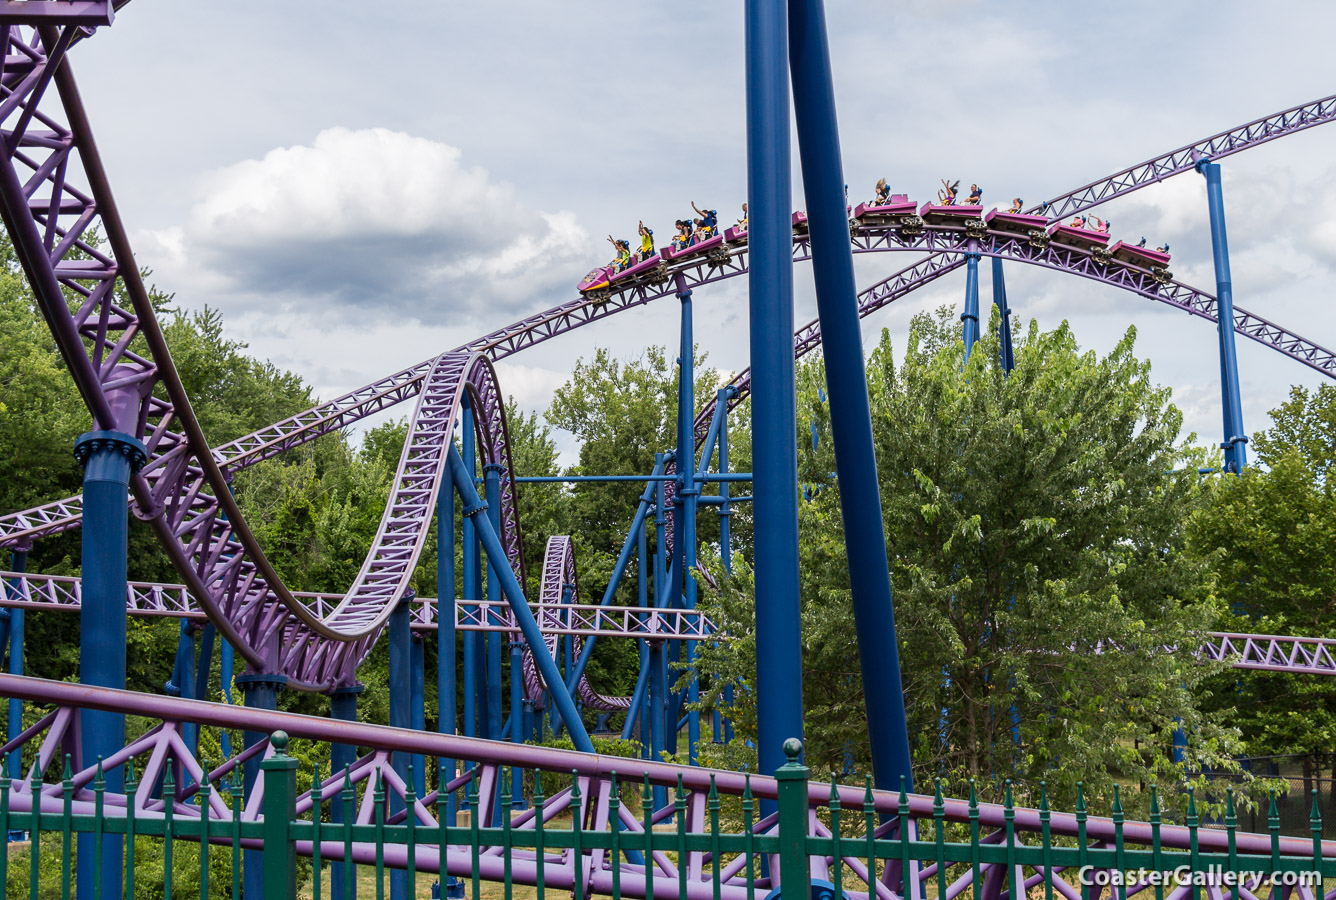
[{"left": 141, "top": 127, "right": 591, "bottom": 326}]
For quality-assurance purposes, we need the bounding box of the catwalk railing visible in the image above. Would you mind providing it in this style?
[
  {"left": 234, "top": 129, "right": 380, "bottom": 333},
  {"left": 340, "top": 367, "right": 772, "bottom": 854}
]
[{"left": 1, "top": 677, "right": 1333, "bottom": 899}]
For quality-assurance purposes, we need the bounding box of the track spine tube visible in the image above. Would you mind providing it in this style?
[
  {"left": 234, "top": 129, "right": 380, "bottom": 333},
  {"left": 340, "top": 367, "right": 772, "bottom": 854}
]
[
  {"left": 446, "top": 445, "right": 595, "bottom": 753},
  {"left": 74, "top": 428, "right": 143, "bottom": 899},
  {"left": 788, "top": 0, "right": 914, "bottom": 791},
  {"left": 992, "top": 257, "right": 1015, "bottom": 373},
  {"left": 747, "top": 0, "right": 804, "bottom": 788},
  {"left": 963, "top": 248, "right": 981, "bottom": 359},
  {"left": 1197, "top": 159, "right": 1249, "bottom": 473}
]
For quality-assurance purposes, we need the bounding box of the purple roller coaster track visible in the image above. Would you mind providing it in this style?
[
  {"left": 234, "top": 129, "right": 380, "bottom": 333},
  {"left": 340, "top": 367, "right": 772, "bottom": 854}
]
[{"left": 1, "top": 1, "right": 1336, "bottom": 893}]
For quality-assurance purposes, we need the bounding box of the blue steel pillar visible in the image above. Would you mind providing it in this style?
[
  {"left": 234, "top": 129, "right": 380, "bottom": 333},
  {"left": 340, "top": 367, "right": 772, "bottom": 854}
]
[
  {"left": 461, "top": 397, "right": 480, "bottom": 747},
  {"left": 389, "top": 593, "right": 412, "bottom": 900},
  {"left": 962, "top": 249, "right": 981, "bottom": 360},
  {"left": 238, "top": 669, "right": 285, "bottom": 900},
  {"left": 6, "top": 543, "right": 29, "bottom": 794},
  {"left": 991, "top": 258, "right": 1015, "bottom": 373},
  {"left": 437, "top": 446, "right": 462, "bottom": 900},
  {"left": 746, "top": 0, "right": 804, "bottom": 783},
  {"left": 329, "top": 683, "right": 362, "bottom": 900},
  {"left": 1196, "top": 158, "right": 1249, "bottom": 473},
  {"left": 716, "top": 394, "right": 735, "bottom": 743},
  {"left": 509, "top": 640, "right": 525, "bottom": 808},
  {"left": 484, "top": 463, "right": 505, "bottom": 742},
  {"left": 788, "top": 0, "right": 915, "bottom": 792},
  {"left": 219, "top": 638, "right": 234, "bottom": 759},
  {"left": 411, "top": 632, "right": 426, "bottom": 796},
  {"left": 74, "top": 427, "right": 145, "bottom": 899},
  {"left": 675, "top": 276, "right": 701, "bottom": 765}
]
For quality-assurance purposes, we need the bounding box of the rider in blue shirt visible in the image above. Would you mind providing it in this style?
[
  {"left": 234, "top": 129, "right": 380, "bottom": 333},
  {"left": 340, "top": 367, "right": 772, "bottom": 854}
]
[{"left": 692, "top": 201, "right": 718, "bottom": 239}]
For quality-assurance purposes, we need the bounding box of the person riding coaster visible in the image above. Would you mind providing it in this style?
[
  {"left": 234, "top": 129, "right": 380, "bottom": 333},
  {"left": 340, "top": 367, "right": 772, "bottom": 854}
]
[
  {"left": 938, "top": 178, "right": 959, "bottom": 205},
  {"left": 1008, "top": 197, "right": 1023, "bottom": 214},
  {"left": 672, "top": 219, "right": 693, "bottom": 251},
  {"left": 637, "top": 220, "right": 654, "bottom": 262},
  {"left": 692, "top": 201, "right": 718, "bottom": 241},
  {"left": 874, "top": 177, "right": 891, "bottom": 206},
  {"left": 966, "top": 183, "right": 982, "bottom": 205},
  {"left": 606, "top": 235, "right": 632, "bottom": 272}
]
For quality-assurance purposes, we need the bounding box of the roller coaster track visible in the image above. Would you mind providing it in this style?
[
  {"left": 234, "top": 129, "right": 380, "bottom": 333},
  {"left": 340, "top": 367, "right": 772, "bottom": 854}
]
[
  {"left": 1, "top": 675, "right": 1332, "bottom": 899},
  {"left": 0, "top": 18, "right": 1332, "bottom": 693},
  {"left": 2, "top": 569, "right": 1332, "bottom": 677}
]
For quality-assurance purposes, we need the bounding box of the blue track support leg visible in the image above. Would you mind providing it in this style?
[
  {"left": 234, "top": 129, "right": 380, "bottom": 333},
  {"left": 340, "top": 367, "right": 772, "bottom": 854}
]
[
  {"left": 238, "top": 671, "right": 283, "bottom": 900},
  {"left": 991, "top": 257, "right": 1015, "bottom": 373},
  {"left": 962, "top": 249, "right": 981, "bottom": 360},
  {"left": 74, "top": 428, "right": 144, "bottom": 899},
  {"left": 447, "top": 445, "right": 595, "bottom": 753},
  {"left": 746, "top": 0, "right": 804, "bottom": 786},
  {"left": 1196, "top": 159, "right": 1249, "bottom": 473},
  {"left": 485, "top": 464, "right": 505, "bottom": 742},
  {"left": 436, "top": 459, "right": 459, "bottom": 855},
  {"left": 219, "top": 638, "right": 234, "bottom": 758},
  {"left": 717, "top": 393, "right": 736, "bottom": 742},
  {"left": 461, "top": 398, "right": 480, "bottom": 748},
  {"left": 674, "top": 276, "right": 702, "bottom": 766},
  {"left": 412, "top": 633, "right": 426, "bottom": 796},
  {"left": 788, "top": 0, "right": 914, "bottom": 793},
  {"left": 6, "top": 546, "right": 27, "bottom": 797},
  {"left": 509, "top": 641, "right": 524, "bottom": 808},
  {"left": 329, "top": 684, "right": 362, "bottom": 900},
  {"left": 192, "top": 623, "right": 216, "bottom": 757},
  {"left": 389, "top": 595, "right": 412, "bottom": 900}
]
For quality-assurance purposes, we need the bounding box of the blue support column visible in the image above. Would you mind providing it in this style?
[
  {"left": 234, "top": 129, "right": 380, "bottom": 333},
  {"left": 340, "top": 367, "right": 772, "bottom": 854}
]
[
  {"left": 637, "top": 498, "right": 650, "bottom": 756},
  {"left": 962, "top": 249, "right": 981, "bottom": 359},
  {"left": 991, "top": 257, "right": 1015, "bottom": 373},
  {"left": 411, "top": 632, "right": 426, "bottom": 796},
  {"left": 329, "top": 684, "right": 362, "bottom": 900},
  {"left": 219, "top": 638, "right": 234, "bottom": 759},
  {"left": 436, "top": 451, "right": 460, "bottom": 879},
  {"left": 1196, "top": 158, "right": 1249, "bottom": 473},
  {"left": 484, "top": 463, "right": 505, "bottom": 742},
  {"left": 447, "top": 444, "right": 594, "bottom": 753},
  {"left": 675, "top": 277, "right": 702, "bottom": 765},
  {"left": 717, "top": 393, "right": 735, "bottom": 743},
  {"left": 6, "top": 544, "right": 28, "bottom": 796},
  {"left": 388, "top": 594, "right": 412, "bottom": 900},
  {"left": 746, "top": 0, "right": 802, "bottom": 782},
  {"left": 461, "top": 398, "right": 480, "bottom": 747},
  {"left": 238, "top": 670, "right": 284, "bottom": 900},
  {"left": 788, "top": 0, "right": 914, "bottom": 792},
  {"left": 74, "top": 428, "right": 145, "bottom": 899},
  {"left": 509, "top": 640, "right": 525, "bottom": 808},
  {"left": 192, "top": 623, "right": 216, "bottom": 759}
]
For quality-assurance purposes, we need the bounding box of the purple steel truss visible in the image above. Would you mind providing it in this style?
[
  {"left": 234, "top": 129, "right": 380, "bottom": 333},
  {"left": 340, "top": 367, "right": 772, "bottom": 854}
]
[
  {"left": 0, "top": 674, "right": 1332, "bottom": 900},
  {"left": 2, "top": 569, "right": 1326, "bottom": 679}
]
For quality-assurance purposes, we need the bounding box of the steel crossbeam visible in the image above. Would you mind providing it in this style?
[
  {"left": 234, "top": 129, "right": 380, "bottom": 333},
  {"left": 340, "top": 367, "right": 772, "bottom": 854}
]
[{"left": 0, "top": 674, "right": 1330, "bottom": 900}]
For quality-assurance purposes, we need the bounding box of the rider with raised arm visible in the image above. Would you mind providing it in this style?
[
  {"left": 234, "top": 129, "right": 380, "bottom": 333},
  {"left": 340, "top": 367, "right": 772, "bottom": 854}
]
[
  {"left": 637, "top": 221, "right": 655, "bottom": 262},
  {"left": 938, "top": 179, "right": 959, "bottom": 205},
  {"left": 692, "top": 201, "right": 718, "bottom": 239},
  {"left": 607, "top": 235, "right": 632, "bottom": 271}
]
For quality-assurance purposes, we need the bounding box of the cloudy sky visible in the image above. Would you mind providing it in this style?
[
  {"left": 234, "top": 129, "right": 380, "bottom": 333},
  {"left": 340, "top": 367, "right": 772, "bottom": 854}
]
[{"left": 65, "top": 1, "right": 1336, "bottom": 464}]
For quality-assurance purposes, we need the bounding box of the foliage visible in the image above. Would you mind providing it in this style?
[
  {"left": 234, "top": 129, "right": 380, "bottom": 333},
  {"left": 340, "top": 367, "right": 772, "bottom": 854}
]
[
  {"left": 694, "top": 308, "right": 1253, "bottom": 818},
  {"left": 1189, "top": 384, "right": 1336, "bottom": 766}
]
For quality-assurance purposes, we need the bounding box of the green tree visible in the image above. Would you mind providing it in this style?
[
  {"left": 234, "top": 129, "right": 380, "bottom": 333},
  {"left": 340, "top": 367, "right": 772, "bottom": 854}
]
[
  {"left": 1189, "top": 384, "right": 1336, "bottom": 780},
  {"left": 696, "top": 308, "right": 1246, "bottom": 817}
]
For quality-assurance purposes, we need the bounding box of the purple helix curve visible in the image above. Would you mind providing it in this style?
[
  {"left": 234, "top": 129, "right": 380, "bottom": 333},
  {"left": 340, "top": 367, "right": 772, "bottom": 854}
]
[
  {"left": 521, "top": 536, "right": 633, "bottom": 711},
  {"left": 5, "top": 91, "right": 1336, "bottom": 554},
  {"left": 0, "top": 27, "right": 531, "bottom": 689},
  {"left": 1, "top": 674, "right": 1333, "bottom": 900}
]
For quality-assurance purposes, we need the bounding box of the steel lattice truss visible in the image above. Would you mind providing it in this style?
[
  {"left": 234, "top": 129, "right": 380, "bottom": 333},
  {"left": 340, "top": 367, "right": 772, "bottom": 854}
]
[{"left": 1, "top": 675, "right": 1332, "bottom": 899}]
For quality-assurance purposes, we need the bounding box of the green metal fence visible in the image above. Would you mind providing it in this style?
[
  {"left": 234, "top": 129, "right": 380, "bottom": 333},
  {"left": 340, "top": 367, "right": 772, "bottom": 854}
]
[{"left": 2, "top": 732, "right": 1334, "bottom": 900}]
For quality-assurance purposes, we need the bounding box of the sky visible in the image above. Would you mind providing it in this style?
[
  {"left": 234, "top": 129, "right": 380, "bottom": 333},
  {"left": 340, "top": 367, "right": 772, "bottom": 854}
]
[{"left": 62, "top": 0, "right": 1336, "bottom": 465}]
